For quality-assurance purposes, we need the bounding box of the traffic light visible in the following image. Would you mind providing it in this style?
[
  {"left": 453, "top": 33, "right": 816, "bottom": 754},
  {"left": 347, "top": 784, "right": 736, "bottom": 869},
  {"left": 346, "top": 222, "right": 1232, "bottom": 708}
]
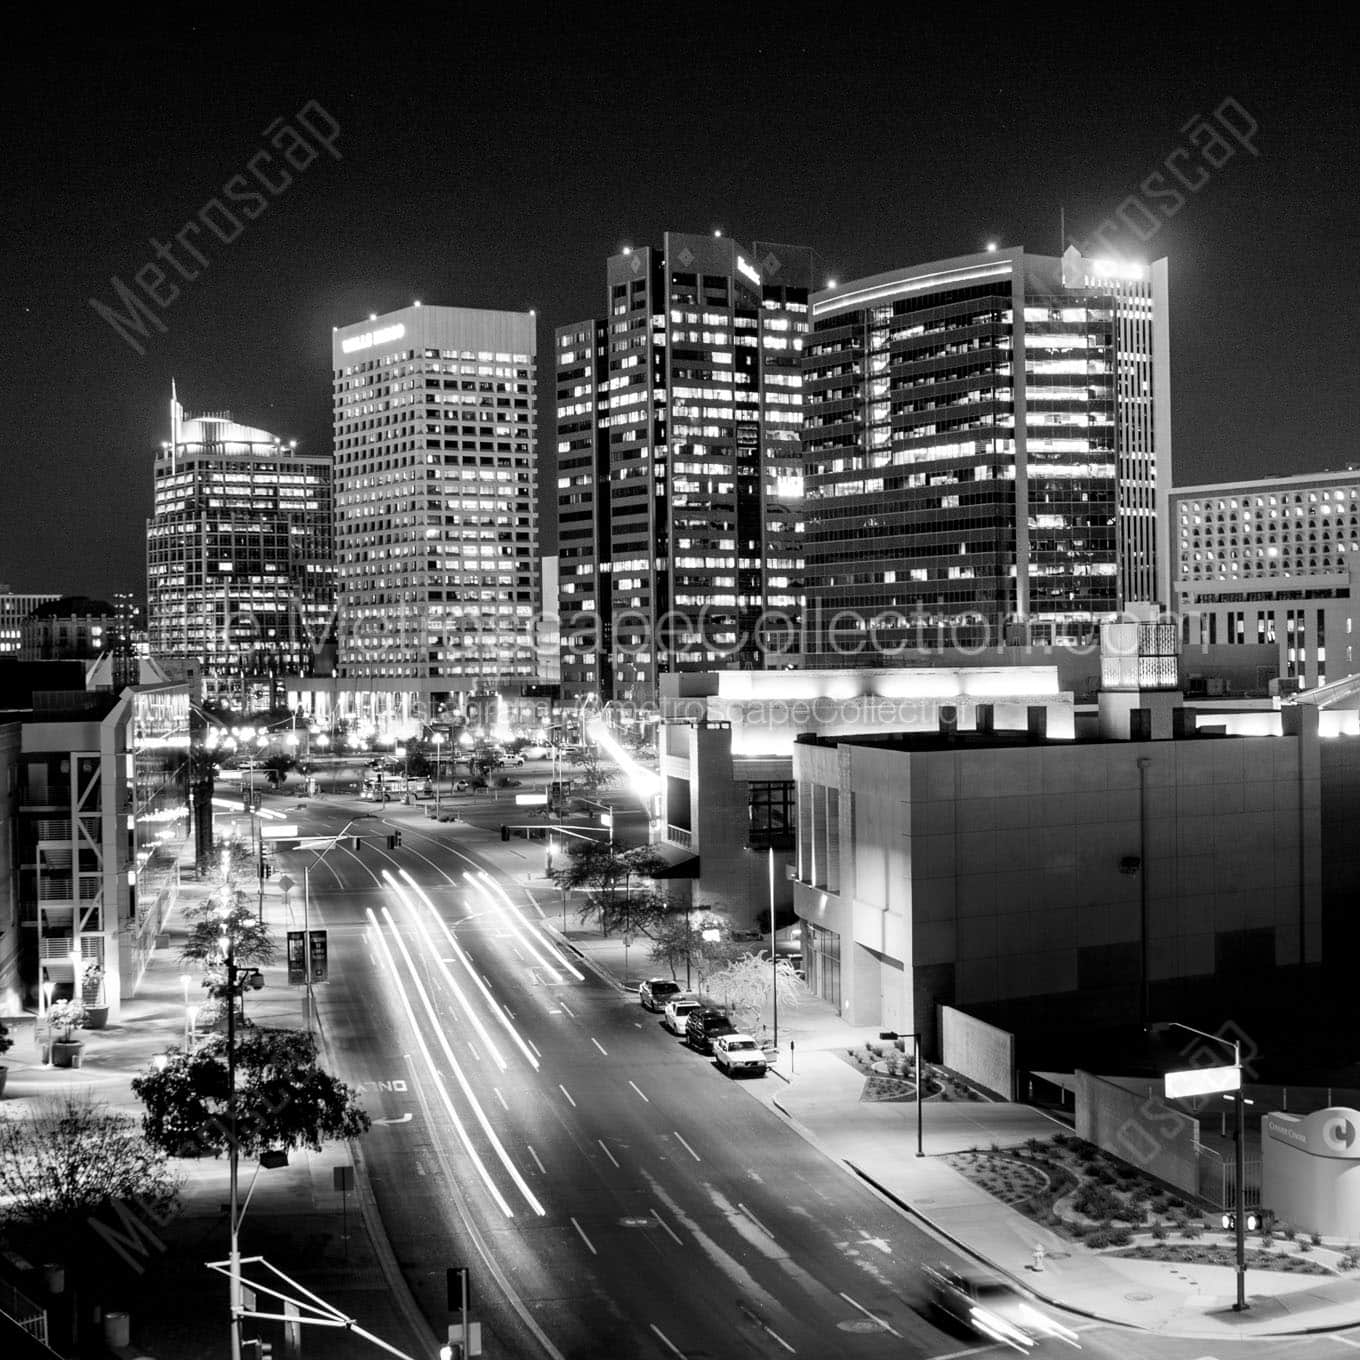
[
  {"left": 350, "top": 837, "right": 362, "bottom": 851},
  {"left": 1222, "top": 1210, "right": 1267, "bottom": 1231},
  {"left": 263, "top": 862, "right": 273, "bottom": 878},
  {"left": 446, "top": 1266, "right": 469, "bottom": 1310},
  {"left": 500, "top": 825, "right": 509, "bottom": 841},
  {"left": 385, "top": 832, "right": 403, "bottom": 849}
]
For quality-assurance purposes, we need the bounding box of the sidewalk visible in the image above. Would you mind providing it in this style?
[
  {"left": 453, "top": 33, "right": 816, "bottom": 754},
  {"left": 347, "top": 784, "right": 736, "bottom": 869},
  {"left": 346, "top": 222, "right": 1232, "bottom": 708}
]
[
  {"left": 497, "top": 860, "right": 1360, "bottom": 1340},
  {"left": 1, "top": 848, "right": 431, "bottom": 1360}
]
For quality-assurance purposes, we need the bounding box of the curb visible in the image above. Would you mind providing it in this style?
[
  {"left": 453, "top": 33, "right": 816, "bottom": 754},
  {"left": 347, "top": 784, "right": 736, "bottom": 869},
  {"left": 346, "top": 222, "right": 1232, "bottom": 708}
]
[{"left": 839, "top": 1160, "right": 1135, "bottom": 1331}]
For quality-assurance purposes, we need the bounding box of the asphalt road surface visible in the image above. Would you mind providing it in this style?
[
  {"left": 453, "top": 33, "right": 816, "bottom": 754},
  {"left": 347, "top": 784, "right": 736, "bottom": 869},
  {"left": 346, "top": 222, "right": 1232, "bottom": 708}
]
[{"left": 277, "top": 798, "right": 1360, "bottom": 1360}]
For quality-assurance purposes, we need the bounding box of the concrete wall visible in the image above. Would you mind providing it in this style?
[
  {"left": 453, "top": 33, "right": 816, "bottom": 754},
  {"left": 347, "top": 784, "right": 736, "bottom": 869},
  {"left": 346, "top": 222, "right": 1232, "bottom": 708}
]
[
  {"left": 940, "top": 1005, "right": 1015, "bottom": 1099},
  {"left": 1076, "top": 1070, "right": 1200, "bottom": 1197}
]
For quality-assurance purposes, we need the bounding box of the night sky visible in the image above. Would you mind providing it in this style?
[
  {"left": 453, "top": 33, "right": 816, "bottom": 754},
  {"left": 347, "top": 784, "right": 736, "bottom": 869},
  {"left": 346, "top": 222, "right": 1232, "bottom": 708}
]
[{"left": 2, "top": 6, "right": 1355, "bottom": 596}]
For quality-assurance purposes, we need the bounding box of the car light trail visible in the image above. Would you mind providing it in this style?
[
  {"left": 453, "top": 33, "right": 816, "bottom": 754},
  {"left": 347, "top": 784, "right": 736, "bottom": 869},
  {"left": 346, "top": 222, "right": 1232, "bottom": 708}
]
[
  {"left": 629, "top": 1080, "right": 650, "bottom": 1102},
  {"left": 397, "top": 868, "right": 540, "bottom": 1070},
  {"left": 383, "top": 872, "right": 509, "bottom": 1071},
  {"left": 597, "top": 1139, "right": 619, "bottom": 1168},
  {"left": 591, "top": 1037, "right": 608, "bottom": 1056},
  {"left": 474, "top": 871, "right": 585, "bottom": 981},
  {"left": 558, "top": 1083, "right": 577, "bottom": 1107},
  {"left": 465, "top": 874, "right": 564, "bottom": 982},
  {"left": 365, "top": 907, "right": 514, "bottom": 1218},
  {"left": 570, "top": 1217, "right": 597, "bottom": 1255},
  {"left": 377, "top": 906, "right": 545, "bottom": 1216}
]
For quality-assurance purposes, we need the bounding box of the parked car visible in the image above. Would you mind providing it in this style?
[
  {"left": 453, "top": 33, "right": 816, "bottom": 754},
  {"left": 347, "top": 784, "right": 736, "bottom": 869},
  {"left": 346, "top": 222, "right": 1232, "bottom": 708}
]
[
  {"left": 685, "top": 1008, "right": 735, "bottom": 1053},
  {"left": 921, "top": 1263, "right": 1079, "bottom": 1350},
  {"left": 639, "top": 978, "right": 682, "bottom": 1012},
  {"left": 453, "top": 779, "right": 470, "bottom": 792},
  {"left": 501, "top": 753, "right": 525, "bottom": 766},
  {"left": 662, "top": 995, "right": 702, "bottom": 1035},
  {"left": 412, "top": 778, "right": 434, "bottom": 798},
  {"left": 713, "top": 1033, "right": 767, "bottom": 1077}
]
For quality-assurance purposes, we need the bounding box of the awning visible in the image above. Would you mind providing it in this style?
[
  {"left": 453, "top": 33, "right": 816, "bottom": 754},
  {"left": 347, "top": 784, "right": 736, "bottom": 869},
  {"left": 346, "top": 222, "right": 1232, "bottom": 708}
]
[{"left": 646, "top": 841, "right": 701, "bottom": 879}]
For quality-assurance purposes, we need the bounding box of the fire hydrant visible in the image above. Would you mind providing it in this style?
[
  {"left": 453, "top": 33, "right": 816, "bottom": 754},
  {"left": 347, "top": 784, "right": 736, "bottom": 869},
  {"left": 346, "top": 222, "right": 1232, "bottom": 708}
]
[{"left": 1033, "top": 1243, "right": 1046, "bottom": 1272}]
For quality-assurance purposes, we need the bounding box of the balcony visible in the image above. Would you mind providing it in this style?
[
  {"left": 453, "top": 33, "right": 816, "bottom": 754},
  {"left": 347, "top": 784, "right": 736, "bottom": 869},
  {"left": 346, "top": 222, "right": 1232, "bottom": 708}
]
[{"left": 665, "top": 824, "right": 693, "bottom": 849}]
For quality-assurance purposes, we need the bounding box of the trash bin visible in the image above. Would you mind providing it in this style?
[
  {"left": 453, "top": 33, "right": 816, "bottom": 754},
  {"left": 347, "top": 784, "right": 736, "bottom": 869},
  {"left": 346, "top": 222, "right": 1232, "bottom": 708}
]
[{"left": 104, "top": 1311, "right": 131, "bottom": 1347}]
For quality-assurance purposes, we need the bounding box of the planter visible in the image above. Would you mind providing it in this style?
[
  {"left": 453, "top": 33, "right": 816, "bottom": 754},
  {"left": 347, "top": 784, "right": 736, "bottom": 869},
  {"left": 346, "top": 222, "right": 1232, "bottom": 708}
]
[
  {"left": 51, "top": 1039, "right": 85, "bottom": 1069},
  {"left": 84, "top": 1005, "right": 110, "bottom": 1031}
]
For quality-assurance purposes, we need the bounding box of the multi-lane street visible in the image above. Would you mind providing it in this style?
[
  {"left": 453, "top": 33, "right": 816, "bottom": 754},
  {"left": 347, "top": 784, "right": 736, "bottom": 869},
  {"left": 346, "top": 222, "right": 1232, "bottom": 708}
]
[{"left": 276, "top": 792, "right": 1360, "bottom": 1360}]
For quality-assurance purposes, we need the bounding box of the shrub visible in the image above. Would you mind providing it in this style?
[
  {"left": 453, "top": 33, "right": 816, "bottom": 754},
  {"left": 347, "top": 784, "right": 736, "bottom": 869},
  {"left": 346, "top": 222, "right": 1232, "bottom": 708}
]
[
  {"left": 1311, "top": 1231, "right": 1323, "bottom": 1246},
  {"left": 1299, "top": 1240, "right": 1312, "bottom": 1253},
  {"left": 1074, "top": 1183, "right": 1128, "bottom": 1222},
  {"left": 1151, "top": 1223, "right": 1169, "bottom": 1241},
  {"left": 1180, "top": 1223, "right": 1203, "bottom": 1240},
  {"left": 1085, "top": 1223, "right": 1133, "bottom": 1249}
]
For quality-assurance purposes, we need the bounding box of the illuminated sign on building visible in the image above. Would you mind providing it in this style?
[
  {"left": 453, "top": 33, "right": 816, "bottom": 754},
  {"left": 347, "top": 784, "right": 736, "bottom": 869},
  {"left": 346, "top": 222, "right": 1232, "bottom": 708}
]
[
  {"left": 736, "top": 255, "right": 761, "bottom": 288},
  {"left": 341, "top": 323, "right": 406, "bottom": 355}
]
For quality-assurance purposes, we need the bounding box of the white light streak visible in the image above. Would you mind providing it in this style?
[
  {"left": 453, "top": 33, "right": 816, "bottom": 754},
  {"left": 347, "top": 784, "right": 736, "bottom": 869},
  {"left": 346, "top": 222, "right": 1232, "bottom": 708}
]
[{"left": 376, "top": 906, "right": 545, "bottom": 1216}]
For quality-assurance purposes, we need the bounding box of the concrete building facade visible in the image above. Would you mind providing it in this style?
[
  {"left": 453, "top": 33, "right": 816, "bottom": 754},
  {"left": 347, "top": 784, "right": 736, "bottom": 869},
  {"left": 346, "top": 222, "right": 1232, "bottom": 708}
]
[{"left": 791, "top": 707, "right": 1324, "bottom": 1051}]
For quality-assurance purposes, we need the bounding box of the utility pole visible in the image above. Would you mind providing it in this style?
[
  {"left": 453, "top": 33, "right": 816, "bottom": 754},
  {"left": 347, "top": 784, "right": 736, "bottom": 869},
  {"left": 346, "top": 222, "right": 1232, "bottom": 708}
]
[{"left": 226, "top": 933, "right": 242, "bottom": 1360}]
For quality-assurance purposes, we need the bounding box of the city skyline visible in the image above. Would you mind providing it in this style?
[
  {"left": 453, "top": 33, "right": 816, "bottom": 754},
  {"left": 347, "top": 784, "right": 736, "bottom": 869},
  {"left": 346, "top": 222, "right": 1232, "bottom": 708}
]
[{"left": 3, "top": 10, "right": 1356, "bottom": 601}]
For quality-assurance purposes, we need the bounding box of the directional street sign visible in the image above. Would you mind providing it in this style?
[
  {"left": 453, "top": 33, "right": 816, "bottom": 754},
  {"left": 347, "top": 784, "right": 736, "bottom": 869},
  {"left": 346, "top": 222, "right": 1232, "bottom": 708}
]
[
  {"left": 277, "top": 875, "right": 295, "bottom": 895},
  {"left": 1165, "top": 1063, "right": 1241, "bottom": 1099}
]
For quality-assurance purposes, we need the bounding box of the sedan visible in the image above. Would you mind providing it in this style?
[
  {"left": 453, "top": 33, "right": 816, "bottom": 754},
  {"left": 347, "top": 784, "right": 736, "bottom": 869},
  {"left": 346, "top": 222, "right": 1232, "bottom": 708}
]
[
  {"left": 639, "top": 977, "right": 682, "bottom": 1012},
  {"left": 921, "top": 1263, "right": 1080, "bottom": 1351},
  {"left": 713, "top": 1033, "right": 767, "bottom": 1078},
  {"left": 661, "top": 996, "right": 702, "bottom": 1034}
]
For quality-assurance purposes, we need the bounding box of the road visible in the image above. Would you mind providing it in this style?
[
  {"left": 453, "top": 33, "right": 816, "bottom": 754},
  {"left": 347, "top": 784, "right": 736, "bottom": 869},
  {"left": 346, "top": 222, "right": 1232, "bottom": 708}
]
[{"left": 275, "top": 794, "right": 1360, "bottom": 1360}]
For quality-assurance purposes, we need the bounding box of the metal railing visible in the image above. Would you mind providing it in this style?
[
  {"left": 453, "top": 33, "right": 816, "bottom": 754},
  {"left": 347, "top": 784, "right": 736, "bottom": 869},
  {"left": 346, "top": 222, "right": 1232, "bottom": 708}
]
[
  {"left": 0, "top": 1279, "right": 48, "bottom": 1344},
  {"left": 665, "top": 824, "right": 692, "bottom": 849}
]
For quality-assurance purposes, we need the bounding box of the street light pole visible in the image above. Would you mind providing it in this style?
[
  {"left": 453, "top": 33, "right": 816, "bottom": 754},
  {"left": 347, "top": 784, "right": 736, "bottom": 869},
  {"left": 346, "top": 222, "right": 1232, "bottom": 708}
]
[
  {"left": 1158, "top": 1020, "right": 1247, "bottom": 1310},
  {"left": 768, "top": 846, "right": 777, "bottom": 1049},
  {"left": 225, "top": 932, "right": 243, "bottom": 1360}
]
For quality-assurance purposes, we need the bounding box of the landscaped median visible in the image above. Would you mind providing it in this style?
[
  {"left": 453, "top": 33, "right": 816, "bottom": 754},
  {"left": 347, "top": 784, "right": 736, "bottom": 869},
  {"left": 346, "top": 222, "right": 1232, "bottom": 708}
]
[{"left": 945, "top": 1130, "right": 1360, "bottom": 1277}]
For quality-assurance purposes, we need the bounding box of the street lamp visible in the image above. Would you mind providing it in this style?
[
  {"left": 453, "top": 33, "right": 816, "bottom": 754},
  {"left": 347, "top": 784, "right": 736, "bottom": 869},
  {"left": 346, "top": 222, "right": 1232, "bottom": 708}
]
[
  {"left": 396, "top": 745, "right": 408, "bottom": 803},
  {"left": 180, "top": 973, "right": 194, "bottom": 1048},
  {"left": 432, "top": 733, "right": 445, "bottom": 816},
  {"left": 1153, "top": 1020, "right": 1248, "bottom": 1311}
]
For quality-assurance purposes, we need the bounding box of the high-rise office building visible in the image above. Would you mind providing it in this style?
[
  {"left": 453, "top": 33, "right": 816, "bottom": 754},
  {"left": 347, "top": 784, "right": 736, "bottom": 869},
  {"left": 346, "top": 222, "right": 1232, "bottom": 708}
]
[
  {"left": 800, "top": 245, "right": 1170, "bottom": 662},
  {"left": 332, "top": 305, "right": 538, "bottom": 687},
  {"left": 146, "top": 387, "right": 334, "bottom": 698},
  {"left": 557, "top": 232, "right": 817, "bottom": 705}
]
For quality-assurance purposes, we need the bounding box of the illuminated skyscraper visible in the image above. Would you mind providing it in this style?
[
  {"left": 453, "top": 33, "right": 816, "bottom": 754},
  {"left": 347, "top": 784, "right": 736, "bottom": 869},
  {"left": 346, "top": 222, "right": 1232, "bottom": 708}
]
[
  {"left": 800, "top": 245, "right": 1170, "bottom": 661},
  {"left": 146, "top": 387, "right": 333, "bottom": 697},
  {"left": 331, "top": 305, "right": 538, "bottom": 686},
  {"left": 557, "top": 233, "right": 817, "bottom": 704}
]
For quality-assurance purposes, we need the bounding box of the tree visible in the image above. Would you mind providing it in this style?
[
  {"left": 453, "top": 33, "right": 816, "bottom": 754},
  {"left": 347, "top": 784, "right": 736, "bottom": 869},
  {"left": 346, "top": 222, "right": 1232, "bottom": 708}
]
[
  {"left": 0, "top": 1092, "right": 180, "bottom": 1238},
  {"left": 132, "top": 1029, "right": 370, "bottom": 1159},
  {"left": 706, "top": 952, "right": 807, "bottom": 1032},
  {"left": 181, "top": 890, "right": 275, "bottom": 971},
  {"left": 574, "top": 742, "right": 613, "bottom": 793},
  {"left": 549, "top": 843, "right": 669, "bottom": 934}
]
